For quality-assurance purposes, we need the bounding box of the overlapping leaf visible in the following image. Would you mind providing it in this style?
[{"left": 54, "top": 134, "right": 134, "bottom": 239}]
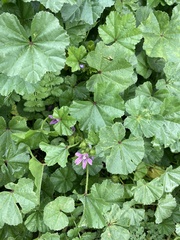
[
  {"left": 43, "top": 196, "right": 75, "bottom": 230},
  {"left": 0, "top": 12, "right": 69, "bottom": 83},
  {"left": 96, "top": 122, "right": 144, "bottom": 174},
  {"left": 61, "top": 0, "right": 114, "bottom": 25},
  {"left": 86, "top": 42, "right": 137, "bottom": 91},
  {"left": 70, "top": 82, "right": 124, "bottom": 131}
]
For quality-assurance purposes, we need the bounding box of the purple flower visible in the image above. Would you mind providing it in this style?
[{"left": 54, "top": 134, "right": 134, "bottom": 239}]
[
  {"left": 79, "top": 63, "right": 85, "bottom": 69},
  {"left": 48, "top": 115, "right": 60, "bottom": 125},
  {"left": 75, "top": 152, "right": 93, "bottom": 169}
]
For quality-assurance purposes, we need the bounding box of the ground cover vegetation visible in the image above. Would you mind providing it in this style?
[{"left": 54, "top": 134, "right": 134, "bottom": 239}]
[{"left": 0, "top": 0, "right": 180, "bottom": 239}]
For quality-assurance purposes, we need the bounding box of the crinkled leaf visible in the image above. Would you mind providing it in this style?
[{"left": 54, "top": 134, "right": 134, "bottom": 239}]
[
  {"left": 50, "top": 165, "right": 76, "bottom": 193},
  {"left": 39, "top": 142, "right": 69, "bottom": 167},
  {"left": 0, "top": 12, "right": 69, "bottom": 83},
  {"left": 78, "top": 194, "right": 109, "bottom": 228},
  {"left": 43, "top": 196, "right": 75, "bottom": 231},
  {"left": 37, "top": 232, "right": 60, "bottom": 240},
  {"left": 25, "top": 210, "right": 48, "bottom": 233},
  {"left": 101, "top": 204, "right": 130, "bottom": 240},
  {"left": 133, "top": 178, "right": 163, "bottom": 205},
  {"left": 99, "top": 11, "right": 142, "bottom": 57},
  {"left": 91, "top": 179, "right": 124, "bottom": 203},
  {"left": 155, "top": 194, "right": 177, "bottom": 224},
  {"left": 124, "top": 95, "right": 163, "bottom": 138},
  {"left": 139, "top": 7, "right": 180, "bottom": 61},
  {"left": 96, "top": 122, "right": 144, "bottom": 174},
  {"left": 61, "top": 0, "right": 114, "bottom": 25},
  {"left": 0, "top": 74, "right": 35, "bottom": 96},
  {"left": 70, "top": 82, "right": 124, "bottom": 132},
  {"left": 121, "top": 200, "right": 145, "bottom": 226},
  {"left": 86, "top": 42, "right": 137, "bottom": 91},
  {"left": 52, "top": 106, "right": 76, "bottom": 136},
  {"left": 160, "top": 166, "right": 180, "bottom": 193},
  {"left": 176, "top": 223, "right": 180, "bottom": 236},
  {"left": 66, "top": 45, "right": 87, "bottom": 72},
  {"left": 6, "top": 178, "right": 39, "bottom": 214},
  {"left": 158, "top": 217, "right": 175, "bottom": 235}
]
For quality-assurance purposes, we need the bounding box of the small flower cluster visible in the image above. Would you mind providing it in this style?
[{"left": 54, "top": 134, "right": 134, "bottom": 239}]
[{"left": 48, "top": 115, "right": 60, "bottom": 125}]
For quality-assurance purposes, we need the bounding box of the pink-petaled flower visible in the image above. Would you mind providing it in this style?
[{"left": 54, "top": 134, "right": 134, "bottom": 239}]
[
  {"left": 75, "top": 152, "right": 93, "bottom": 169},
  {"left": 48, "top": 115, "right": 60, "bottom": 125}
]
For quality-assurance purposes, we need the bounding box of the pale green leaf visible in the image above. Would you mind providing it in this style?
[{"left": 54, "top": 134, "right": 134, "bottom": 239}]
[
  {"left": 29, "top": 157, "right": 44, "bottom": 203},
  {"left": 160, "top": 166, "right": 180, "bottom": 193},
  {"left": 6, "top": 178, "right": 39, "bottom": 214},
  {"left": 86, "top": 42, "right": 137, "bottom": 91},
  {"left": 91, "top": 179, "right": 124, "bottom": 203},
  {"left": 136, "top": 51, "right": 152, "bottom": 79},
  {"left": 0, "top": 12, "right": 69, "bottom": 83},
  {"left": 99, "top": 11, "right": 142, "bottom": 57},
  {"left": 37, "top": 232, "right": 60, "bottom": 240},
  {"left": 96, "top": 123, "right": 144, "bottom": 174},
  {"left": 43, "top": 196, "right": 75, "bottom": 230},
  {"left": 176, "top": 223, "right": 180, "bottom": 236},
  {"left": 155, "top": 194, "right": 177, "bottom": 224},
  {"left": 101, "top": 225, "right": 130, "bottom": 240},
  {"left": 39, "top": 142, "right": 69, "bottom": 167},
  {"left": 0, "top": 192, "right": 22, "bottom": 226},
  {"left": 70, "top": 82, "right": 124, "bottom": 131},
  {"left": 133, "top": 178, "right": 163, "bottom": 205},
  {"left": 66, "top": 45, "right": 87, "bottom": 72},
  {"left": 61, "top": 0, "right": 114, "bottom": 25},
  {"left": 139, "top": 7, "right": 180, "bottom": 61}
]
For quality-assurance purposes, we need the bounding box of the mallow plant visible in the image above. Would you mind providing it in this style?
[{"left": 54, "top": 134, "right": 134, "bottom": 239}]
[{"left": 0, "top": 0, "right": 180, "bottom": 239}]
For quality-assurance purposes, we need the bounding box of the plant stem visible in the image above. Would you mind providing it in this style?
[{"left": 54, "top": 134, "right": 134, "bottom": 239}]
[{"left": 85, "top": 165, "right": 89, "bottom": 195}]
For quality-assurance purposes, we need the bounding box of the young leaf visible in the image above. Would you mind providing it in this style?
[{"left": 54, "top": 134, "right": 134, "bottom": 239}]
[
  {"left": 133, "top": 178, "right": 163, "bottom": 205},
  {"left": 155, "top": 194, "right": 177, "bottom": 224},
  {"left": 51, "top": 106, "right": 76, "bottom": 136},
  {"left": 0, "top": 12, "right": 69, "bottom": 83},
  {"left": 86, "top": 42, "right": 137, "bottom": 91},
  {"left": 96, "top": 122, "right": 144, "bottom": 174},
  {"left": 66, "top": 45, "right": 87, "bottom": 72},
  {"left": 43, "top": 196, "right": 75, "bottom": 231},
  {"left": 39, "top": 142, "right": 69, "bottom": 167},
  {"left": 61, "top": 0, "right": 114, "bottom": 25}
]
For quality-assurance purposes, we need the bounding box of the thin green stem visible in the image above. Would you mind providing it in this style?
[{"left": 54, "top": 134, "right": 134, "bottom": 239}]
[
  {"left": 85, "top": 165, "right": 89, "bottom": 195},
  {"left": 40, "top": 117, "right": 49, "bottom": 130}
]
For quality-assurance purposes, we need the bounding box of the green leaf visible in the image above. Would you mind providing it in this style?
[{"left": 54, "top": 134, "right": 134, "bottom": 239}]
[
  {"left": 0, "top": 192, "right": 22, "bottom": 226},
  {"left": 70, "top": 82, "right": 124, "bottom": 131},
  {"left": 136, "top": 51, "right": 152, "bottom": 79},
  {"left": 160, "top": 166, "right": 180, "bottom": 193},
  {"left": 38, "top": 0, "right": 76, "bottom": 13},
  {"left": 86, "top": 42, "right": 137, "bottom": 91},
  {"left": 101, "top": 204, "right": 130, "bottom": 240},
  {"left": 6, "top": 178, "right": 39, "bottom": 214},
  {"left": 139, "top": 7, "right": 180, "bottom": 61},
  {"left": 50, "top": 165, "right": 76, "bottom": 193},
  {"left": 124, "top": 95, "right": 163, "bottom": 138},
  {"left": 133, "top": 178, "right": 163, "bottom": 205},
  {"left": 91, "top": 179, "right": 124, "bottom": 203},
  {"left": 39, "top": 142, "right": 69, "bottom": 167},
  {"left": 121, "top": 200, "right": 145, "bottom": 226},
  {"left": 0, "top": 12, "right": 69, "bottom": 83},
  {"left": 0, "top": 74, "right": 35, "bottom": 96},
  {"left": 66, "top": 45, "right": 87, "bottom": 72},
  {"left": 99, "top": 11, "right": 142, "bottom": 57},
  {"left": 155, "top": 194, "right": 177, "bottom": 224},
  {"left": 36, "top": 232, "right": 60, "bottom": 240},
  {"left": 52, "top": 106, "right": 76, "bottom": 136},
  {"left": 25, "top": 210, "right": 48, "bottom": 233},
  {"left": 96, "top": 122, "right": 144, "bottom": 174},
  {"left": 29, "top": 157, "right": 44, "bottom": 203},
  {"left": 78, "top": 194, "right": 109, "bottom": 229},
  {"left": 176, "top": 223, "right": 180, "bottom": 236},
  {"left": 61, "top": 0, "right": 114, "bottom": 25},
  {"left": 43, "top": 196, "right": 75, "bottom": 230}
]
